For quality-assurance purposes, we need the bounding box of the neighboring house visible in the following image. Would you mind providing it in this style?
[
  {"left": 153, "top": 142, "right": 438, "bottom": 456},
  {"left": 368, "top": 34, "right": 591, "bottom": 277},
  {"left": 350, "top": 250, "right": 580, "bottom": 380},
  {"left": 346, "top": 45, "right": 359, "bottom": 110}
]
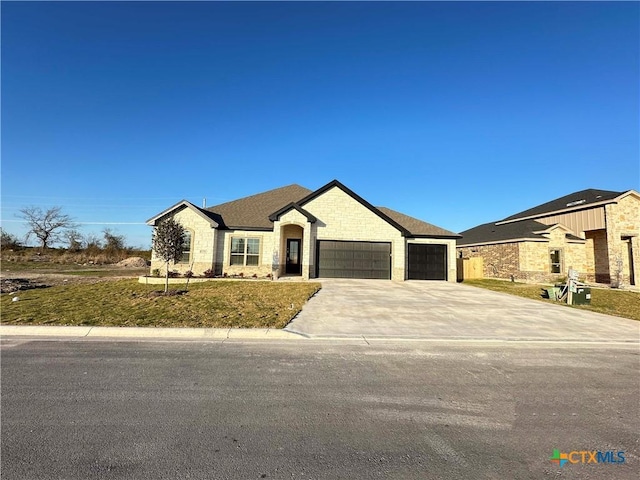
[
  {"left": 457, "top": 189, "right": 640, "bottom": 285},
  {"left": 147, "top": 180, "right": 461, "bottom": 281}
]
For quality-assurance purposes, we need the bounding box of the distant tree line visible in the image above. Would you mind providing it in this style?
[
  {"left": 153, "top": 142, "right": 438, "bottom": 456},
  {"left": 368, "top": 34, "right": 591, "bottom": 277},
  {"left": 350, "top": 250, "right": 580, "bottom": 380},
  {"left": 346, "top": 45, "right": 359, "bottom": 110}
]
[{"left": 1, "top": 206, "right": 148, "bottom": 261}]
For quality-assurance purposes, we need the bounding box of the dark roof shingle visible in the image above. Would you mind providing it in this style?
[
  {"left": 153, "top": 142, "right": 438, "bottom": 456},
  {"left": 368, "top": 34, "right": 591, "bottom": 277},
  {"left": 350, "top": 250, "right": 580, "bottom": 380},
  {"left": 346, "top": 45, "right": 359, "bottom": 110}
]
[
  {"left": 377, "top": 207, "right": 460, "bottom": 237},
  {"left": 205, "top": 184, "right": 312, "bottom": 229},
  {"left": 203, "top": 180, "right": 457, "bottom": 237},
  {"left": 500, "top": 188, "right": 624, "bottom": 223},
  {"left": 457, "top": 219, "right": 552, "bottom": 246}
]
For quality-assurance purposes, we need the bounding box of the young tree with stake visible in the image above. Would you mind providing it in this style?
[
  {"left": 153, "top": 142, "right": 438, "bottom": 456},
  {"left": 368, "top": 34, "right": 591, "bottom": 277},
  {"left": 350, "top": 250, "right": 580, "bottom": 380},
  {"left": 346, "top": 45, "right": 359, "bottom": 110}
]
[{"left": 151, "top": 218, "right": 186, "bottom": 293}]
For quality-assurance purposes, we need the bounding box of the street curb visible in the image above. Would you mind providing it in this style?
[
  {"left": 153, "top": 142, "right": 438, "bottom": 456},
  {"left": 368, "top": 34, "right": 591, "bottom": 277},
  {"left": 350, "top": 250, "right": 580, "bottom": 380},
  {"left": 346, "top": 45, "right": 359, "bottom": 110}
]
[
  {"left": 1, "top": 325, "right": 638, "bottom": 345},
  {"left": 0, "top": 325, "right": 305, "bottom": 340}
]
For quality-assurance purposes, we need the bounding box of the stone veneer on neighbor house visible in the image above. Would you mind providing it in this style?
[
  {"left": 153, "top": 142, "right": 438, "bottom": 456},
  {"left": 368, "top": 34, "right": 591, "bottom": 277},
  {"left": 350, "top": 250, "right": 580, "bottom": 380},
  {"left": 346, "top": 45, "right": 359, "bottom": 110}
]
[
  {"left": 604, "top": 194, "right": 640, "bottom": 285},
  {"left": 457, "top": 190, "right": 640, "bottom": 285}
]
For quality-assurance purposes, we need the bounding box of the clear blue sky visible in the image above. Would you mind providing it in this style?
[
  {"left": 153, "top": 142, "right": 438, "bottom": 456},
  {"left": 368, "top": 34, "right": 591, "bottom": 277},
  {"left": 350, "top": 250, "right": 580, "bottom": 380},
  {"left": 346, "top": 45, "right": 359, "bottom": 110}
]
[{"left": 2, "top": 1, "right": 638, "bottom": 248}]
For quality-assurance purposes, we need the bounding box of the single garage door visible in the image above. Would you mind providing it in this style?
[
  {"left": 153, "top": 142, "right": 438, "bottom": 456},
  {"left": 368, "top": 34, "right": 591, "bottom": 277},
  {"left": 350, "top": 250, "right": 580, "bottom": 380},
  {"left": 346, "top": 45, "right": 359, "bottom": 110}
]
[
  {"left": 317, "top": 240, "right": 391, "bottom": 279},
  {"left": 408, "top": 244, "right": 447, "bottom": 280}
]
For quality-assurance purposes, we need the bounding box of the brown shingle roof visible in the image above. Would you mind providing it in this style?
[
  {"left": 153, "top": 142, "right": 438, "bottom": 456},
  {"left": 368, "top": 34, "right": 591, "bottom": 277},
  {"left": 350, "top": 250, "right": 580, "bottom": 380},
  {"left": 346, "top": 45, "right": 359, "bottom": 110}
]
[
  {"left": 376, "top": 207, "right": 460, "bottom": 238},
  {"left": 205, "top": 184, "right": 312, "bottom": 229}
]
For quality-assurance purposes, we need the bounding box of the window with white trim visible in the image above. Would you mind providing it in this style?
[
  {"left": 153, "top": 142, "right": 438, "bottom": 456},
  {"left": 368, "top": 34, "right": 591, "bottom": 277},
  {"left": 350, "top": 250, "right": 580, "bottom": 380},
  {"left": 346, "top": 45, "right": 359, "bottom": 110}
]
[
  {"left": 179, "top": 230, "right": 192, "bottom": 263},
  {"left": 231, "top": 237, "right": 260, "bottom": 266},
  {"left": 549, "top": 249, "right": 562, "bottom": 274}
]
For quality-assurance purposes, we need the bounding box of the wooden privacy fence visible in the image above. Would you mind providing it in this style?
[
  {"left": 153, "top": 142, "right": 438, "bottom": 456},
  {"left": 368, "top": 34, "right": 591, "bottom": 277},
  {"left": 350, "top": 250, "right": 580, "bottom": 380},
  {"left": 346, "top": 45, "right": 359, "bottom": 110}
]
[{"left": 457, "top": 257, "right": 483, "bottom": 282}]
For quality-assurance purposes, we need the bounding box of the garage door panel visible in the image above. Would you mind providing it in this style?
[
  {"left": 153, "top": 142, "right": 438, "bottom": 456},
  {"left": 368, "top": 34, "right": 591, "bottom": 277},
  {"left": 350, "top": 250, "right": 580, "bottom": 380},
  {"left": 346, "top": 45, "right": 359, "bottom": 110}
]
[
  {"left": 408, "top": 244, "right": 447, "bottom": 280},
  {"left": 317, "top": 240, "right": 391, "bottom": 279}
]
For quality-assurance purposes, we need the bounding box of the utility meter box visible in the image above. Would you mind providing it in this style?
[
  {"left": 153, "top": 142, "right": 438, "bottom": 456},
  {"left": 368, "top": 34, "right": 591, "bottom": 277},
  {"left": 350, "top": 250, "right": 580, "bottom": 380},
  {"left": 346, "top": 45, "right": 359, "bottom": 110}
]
[{"left": 572, "top": 287, "right": 591, "bottom": 305}]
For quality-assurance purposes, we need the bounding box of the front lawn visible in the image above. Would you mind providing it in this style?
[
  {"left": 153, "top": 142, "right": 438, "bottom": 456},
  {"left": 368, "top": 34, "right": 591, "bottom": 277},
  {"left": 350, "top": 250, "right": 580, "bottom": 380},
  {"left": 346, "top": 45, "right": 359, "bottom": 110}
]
[
  {"left": 463, "top": 279, "right": 640, "bottom": 321},
  {"left": 1, "top": 280, "right": 321, "bottom": 328}
]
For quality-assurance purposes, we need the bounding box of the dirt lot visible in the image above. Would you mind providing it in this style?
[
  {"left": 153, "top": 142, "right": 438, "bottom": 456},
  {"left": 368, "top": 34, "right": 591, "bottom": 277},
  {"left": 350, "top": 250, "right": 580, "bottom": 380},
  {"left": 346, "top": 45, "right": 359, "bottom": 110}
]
[{"left": 1, "top": 263, "right": 148, "bottom": 293}]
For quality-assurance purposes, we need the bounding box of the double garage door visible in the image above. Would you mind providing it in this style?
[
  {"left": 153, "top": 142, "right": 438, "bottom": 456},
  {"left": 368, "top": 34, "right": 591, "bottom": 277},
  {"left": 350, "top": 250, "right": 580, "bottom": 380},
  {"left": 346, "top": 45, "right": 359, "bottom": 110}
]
[
  {"left": 316, "top": 240, "right": 448, "bottom": 280},
  {"left": 316, "top": 240, "right": 391, "bottom": 279}
]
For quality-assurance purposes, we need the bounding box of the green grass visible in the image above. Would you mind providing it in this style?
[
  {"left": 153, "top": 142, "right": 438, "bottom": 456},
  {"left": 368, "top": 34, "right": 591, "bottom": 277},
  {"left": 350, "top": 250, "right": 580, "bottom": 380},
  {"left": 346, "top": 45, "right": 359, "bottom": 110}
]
[
  {"left": 463, "top": 279, "right": 640, "bottom": 321},
  {"left": 2, "top": 280, "right": 321, "bottom": 328}
]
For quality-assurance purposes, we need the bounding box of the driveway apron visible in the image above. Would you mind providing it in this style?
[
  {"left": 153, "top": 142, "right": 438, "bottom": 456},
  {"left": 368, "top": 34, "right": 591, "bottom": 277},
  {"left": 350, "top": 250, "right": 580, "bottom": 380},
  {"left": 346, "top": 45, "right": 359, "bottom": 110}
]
[{"left": 285, "top": 279, "right": 640, "bottom": 342}]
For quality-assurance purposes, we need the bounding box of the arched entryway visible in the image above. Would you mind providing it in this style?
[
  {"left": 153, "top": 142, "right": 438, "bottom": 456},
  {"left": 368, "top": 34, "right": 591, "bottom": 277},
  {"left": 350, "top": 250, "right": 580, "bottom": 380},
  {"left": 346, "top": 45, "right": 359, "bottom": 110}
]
[{"left": 280, "top": 224, "right": 304, "bottom": 276}]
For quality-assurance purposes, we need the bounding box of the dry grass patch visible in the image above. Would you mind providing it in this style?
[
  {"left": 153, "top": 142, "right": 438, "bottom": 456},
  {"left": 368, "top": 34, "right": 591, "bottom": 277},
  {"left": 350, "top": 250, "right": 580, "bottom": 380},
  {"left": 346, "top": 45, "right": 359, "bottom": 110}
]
[
  {"left": 2, "top": 280, "right": 321, "bottom": 328},
  {"left": 463, "top": 279, "right": 640, "bottom": 321}
]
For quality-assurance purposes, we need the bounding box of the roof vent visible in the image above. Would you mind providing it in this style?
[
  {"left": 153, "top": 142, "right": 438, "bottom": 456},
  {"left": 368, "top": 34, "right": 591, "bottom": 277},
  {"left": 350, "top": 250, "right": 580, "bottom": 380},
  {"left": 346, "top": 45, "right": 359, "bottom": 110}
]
[{"left": 566, "top": 199, "right": 586, "bottom": 207}]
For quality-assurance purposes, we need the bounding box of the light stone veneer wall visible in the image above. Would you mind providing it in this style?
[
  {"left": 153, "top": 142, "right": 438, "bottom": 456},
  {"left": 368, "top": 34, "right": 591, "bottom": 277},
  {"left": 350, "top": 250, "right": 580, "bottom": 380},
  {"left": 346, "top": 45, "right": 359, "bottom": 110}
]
[
  {"left": 149, "top": 206, "right": 216, "bottom": 275},
  {"left": 604, "top": 194, "right": 640, "bottom": 286},
  {"left": 302, "top": 186, "right": 406, "bottom": 281},
  {"left": 150, "top": 186, "right": 462, "bottom": 282},
  {"left": 519, "top": 229, "right": 587, "bottom": 279},
  {"left": 273, "top": 210, "right": 311, "bottom": 279},
  {"left": 219, "top": 229, "right": 275, "bottom": 277}
]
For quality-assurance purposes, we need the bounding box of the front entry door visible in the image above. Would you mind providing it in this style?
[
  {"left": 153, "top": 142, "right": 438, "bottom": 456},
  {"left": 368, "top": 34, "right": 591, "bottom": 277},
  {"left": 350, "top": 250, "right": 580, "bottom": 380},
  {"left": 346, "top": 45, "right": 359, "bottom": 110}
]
[{"left": 286, "top": 239, "right": 301, "bottom": 274}]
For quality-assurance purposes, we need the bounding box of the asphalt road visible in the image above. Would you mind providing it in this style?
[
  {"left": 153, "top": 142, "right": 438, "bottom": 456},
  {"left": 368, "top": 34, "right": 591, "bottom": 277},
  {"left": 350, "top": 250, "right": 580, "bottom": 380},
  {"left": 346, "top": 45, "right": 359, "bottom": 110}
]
[{"left": 1, "top": 338, "right": 638, "bottom": 479}]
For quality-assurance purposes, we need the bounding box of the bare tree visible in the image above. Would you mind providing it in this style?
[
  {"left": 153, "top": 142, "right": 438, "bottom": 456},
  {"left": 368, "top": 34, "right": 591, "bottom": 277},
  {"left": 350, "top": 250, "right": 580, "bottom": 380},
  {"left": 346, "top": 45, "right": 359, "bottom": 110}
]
[
  {"left": 1, "top": 228, "right": 22, "bottom": 250},
  {"left": 103, "top": 228, "right": 126, "bottom": 252},
  {"left": 65, "top": 230, "right": 84, "bottom": 252},
  {"left": 18, "top": 206, "right": 78, "bottom": 251},
  {"left": 151, "top": 218, "right": 186, "bottom": 293}
]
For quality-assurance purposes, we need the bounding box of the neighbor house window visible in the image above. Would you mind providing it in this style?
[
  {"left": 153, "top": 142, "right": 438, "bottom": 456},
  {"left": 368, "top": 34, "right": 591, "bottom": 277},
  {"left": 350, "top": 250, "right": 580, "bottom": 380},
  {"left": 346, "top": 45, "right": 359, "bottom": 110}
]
[
  {"left": 180, "top": 230, "right": 192, "bottom": 263},
  {"left": 231, "top": 237, "right": 260, "bottom": 266},
  {"left": 549, "top": 249, "right": 562, "bottom": 274}
]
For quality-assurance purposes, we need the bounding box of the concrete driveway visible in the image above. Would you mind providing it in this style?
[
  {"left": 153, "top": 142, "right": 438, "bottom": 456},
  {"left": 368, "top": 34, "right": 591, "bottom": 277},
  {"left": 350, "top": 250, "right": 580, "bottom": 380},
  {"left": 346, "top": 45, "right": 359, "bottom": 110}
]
[{"left": 285, "top": 279, "right": 640, "bottom": 342}]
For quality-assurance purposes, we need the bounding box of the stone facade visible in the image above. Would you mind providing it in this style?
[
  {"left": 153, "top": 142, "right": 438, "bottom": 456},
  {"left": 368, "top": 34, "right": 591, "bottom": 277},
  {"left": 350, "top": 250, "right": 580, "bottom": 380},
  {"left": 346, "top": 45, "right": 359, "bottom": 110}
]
[
  {"left": 149, "top": 184, "right": 459, "bottom": 282},
  {"left": 604, "top": 194, "right": 640, "bottom": 286},
  {"left": 456, "top": 192, "right": 640, "bottom": 286},
  {"left": 149, "top": 206, "right": 216, "bottom": 276},
  {"left": 457, "top": 243, "right": 519, "bottom": 279},
  {"left": 302, "top": 186, "right": 408, "bottom": 281}
]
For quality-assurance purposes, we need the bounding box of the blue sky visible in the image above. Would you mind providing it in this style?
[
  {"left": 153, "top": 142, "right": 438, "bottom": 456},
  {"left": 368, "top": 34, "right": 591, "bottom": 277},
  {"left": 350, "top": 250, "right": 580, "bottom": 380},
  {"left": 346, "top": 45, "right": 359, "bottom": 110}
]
[{"left": 2, "top": 1, "right": 638, "bottom": 248}]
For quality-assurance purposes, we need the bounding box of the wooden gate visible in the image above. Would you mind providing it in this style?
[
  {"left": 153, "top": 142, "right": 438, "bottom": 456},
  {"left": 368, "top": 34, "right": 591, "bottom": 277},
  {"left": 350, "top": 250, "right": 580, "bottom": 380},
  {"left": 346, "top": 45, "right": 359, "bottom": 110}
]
[{"left": 456, "top": 257, "right": 483, "bottom": 281}]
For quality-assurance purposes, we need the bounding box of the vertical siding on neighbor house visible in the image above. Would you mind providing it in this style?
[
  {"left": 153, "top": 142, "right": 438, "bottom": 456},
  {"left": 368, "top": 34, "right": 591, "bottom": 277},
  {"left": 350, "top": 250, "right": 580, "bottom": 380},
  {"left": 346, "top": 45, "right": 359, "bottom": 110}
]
[{"left": 536, "top": 207, "right": 605, "bottom": 235}]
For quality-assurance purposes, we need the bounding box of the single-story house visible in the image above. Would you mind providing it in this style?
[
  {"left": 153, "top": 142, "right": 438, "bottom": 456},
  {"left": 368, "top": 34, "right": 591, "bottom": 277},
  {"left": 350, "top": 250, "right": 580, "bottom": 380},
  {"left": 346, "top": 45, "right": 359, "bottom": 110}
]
[
  {"left": 457, "top": 188, "right": 640, "bottom": 285},
  {"left": 147, "top": 180, "right": 461, "bottom": 281}
]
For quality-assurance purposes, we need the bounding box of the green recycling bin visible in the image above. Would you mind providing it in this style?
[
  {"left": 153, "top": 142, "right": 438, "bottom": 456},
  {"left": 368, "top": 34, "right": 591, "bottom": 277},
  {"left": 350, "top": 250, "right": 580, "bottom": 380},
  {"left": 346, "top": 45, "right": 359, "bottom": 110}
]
[{"left": 572, "top": 287, "right": 591, "bottom": 305}]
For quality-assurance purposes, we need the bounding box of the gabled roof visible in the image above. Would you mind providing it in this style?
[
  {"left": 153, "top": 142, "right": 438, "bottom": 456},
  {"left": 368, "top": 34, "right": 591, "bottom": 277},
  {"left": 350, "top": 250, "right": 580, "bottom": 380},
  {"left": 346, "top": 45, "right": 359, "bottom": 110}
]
[
  {"left": 377, "top": 207, "right": 461, "bottom": 238},
  {"left": 498, "top": 188, "right": 625, "bottom": 224},
  {"left": 150, "top": 180, "right": 457, "bottom": 238},
  {"left": 296, "top": 179, "right": 412, "bottom": 236},
  {"left": 205, "top": 184, "right": 312, "bottom": 230},
  {"left": 457, "top": 219, "right": 585, "bottom": 247},
  {"left": 268, "top": 203, "right": 317, "bottom": 223},
  {"left": 146, "top": 200, "right": 220, "bottom": 227}
]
